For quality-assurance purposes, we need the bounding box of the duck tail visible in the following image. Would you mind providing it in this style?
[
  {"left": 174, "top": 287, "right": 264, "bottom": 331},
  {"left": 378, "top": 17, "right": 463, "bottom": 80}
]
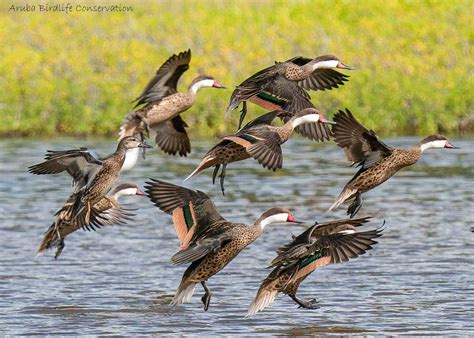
[
  {"left": 170, "top": 280, "right": 197, "bottom": 306},
  {"left": 37, "top": 222, "right": 59, "bottom": 256},
  {"left": 327, "top": 187, "right": 358, "bottom": 213},
  {"left": 246, "top": 287, "right": 279, "bottom": 317},
  {"left": 119, "top": 109, "right": 143, "bottom": 140},
  {"left": 184, "top": 155, "right": 218, "bottom": 181}
]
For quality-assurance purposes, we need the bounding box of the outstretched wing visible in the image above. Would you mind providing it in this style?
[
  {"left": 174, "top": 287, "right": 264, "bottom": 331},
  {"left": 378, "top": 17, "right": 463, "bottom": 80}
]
[
  {"left": 332, "top": 109, "right": 392, "bottom": 168},
  {"left": 223, "top": 128, "right": 283, "bottom": 171},
  {"left": 133, "top": 49, "right": 191, "bottom": 107},
  {"left": 286, "top": 56, "right": 350, "bottom": 92},
  {"left": 144, "top": 179, "right": 225, "bottom": 250},
  {"left": 28, "top": 148, "right": 103, "bottom": 191},
  {"left": 271, "top": 217, "right": 373, "bottom": 267},
  {"left": 152, "top": 115, "right": 191, "bottom": 157}
]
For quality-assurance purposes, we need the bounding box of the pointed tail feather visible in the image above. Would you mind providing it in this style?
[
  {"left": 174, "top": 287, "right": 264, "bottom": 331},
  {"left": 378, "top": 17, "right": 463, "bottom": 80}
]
[
  {"left": 328, "top": 187, "right": 358, "bottom": 213},
  {"left": 170, "top": 281, "right": 197, "bottom": 306},
  {"left": 184, "top": 156, "right": 217, "bottom": 181},
  {"left": 246, "top": 289, "right": 279, "bottom": 317},
  {"left": 37, "top": 223, "right": 59, "bottom": 256}
]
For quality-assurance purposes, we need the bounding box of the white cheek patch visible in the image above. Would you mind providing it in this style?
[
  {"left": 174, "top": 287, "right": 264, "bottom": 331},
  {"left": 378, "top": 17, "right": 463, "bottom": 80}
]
[
  {"left": 259, "top": 213, "right": 289, "bottom": 230},
  {"left": 420, "top": 140, "right": 447, "bottom": 152},
  {"left": 313, "top": 60, "right": 339, "bottom": 70},
  {"left": 191, "top": 79, "right": 214, "bottom": 93},
  {"left": 114, "top": 188, "right": 137, "bottom": 199},
  {"left": 292, "top": 114, "right": 320, "bottom": 128},
  {"left": 122, "top": 148, "right": 140, "bottom": 171}
]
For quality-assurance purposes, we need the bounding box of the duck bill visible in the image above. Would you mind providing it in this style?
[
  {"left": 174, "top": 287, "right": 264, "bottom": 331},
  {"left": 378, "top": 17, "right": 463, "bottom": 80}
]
[
  {"left": 323, "top": 120, "right": 336, "bottom": 125},
  {"left": 213, "top": 80, "right": 226, "bottom": 89},
  {"left": 445, "top": 141, "right": 460, "bottom": 149},
  {"left": 138, "top": 142, "right": 153, "bottom": 149},
  {"left": 136, "top": 188, "right": 145, "bottom": 196},
  {"left": 337, "top": 62, "right": 354, "bottom": 70}
]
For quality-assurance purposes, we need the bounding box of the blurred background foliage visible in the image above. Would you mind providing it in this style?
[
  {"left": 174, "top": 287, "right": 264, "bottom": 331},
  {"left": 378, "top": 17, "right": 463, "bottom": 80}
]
[{"left": 1, "top": 0, "right": 473, "bottom": 138}]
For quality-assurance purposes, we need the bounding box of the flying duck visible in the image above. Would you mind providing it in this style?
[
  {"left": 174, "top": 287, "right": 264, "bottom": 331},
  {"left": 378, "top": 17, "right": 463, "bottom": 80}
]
[
  {"left": 329, "top": 109, "right": 458, "bottom": 217},
  {"left": 144, "top": 179, "right": 301, "bottom": 311},
  {"left": 247, "top": 217, "right": 383, "bottom": 316},
  {"left": 37, "top": 183, "right": 144, "bottom": 259},
  {"left": 28, "top": 136, "right": 151, "bottom": 225},
  {"left": 226, "top": 54, "right": 353, "bottom": 132},
  {"left": 119, "top": 49, "right": 225, "bottom": 157},
  {"left": 185, "top": 108, "right": 334, "bottom": 195}
]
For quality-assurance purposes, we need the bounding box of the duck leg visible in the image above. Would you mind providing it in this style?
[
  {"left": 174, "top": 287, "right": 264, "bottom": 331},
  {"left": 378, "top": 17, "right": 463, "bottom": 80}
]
[
  {"left": 219, "top": 164, "right": 227, "bottom": 196},
  {"left": 347, "top": 192, "right": 362, "bottom": 218},
  {"left": 200, "top": 281, "right": 212, "bottom": 311},
  {"left": 54, "top": 239, "right": 65, "bottom": 260},
  {"left": 289, "top": 294, "right": 320, "bottom": 309},
  {"left": 238, "top": 102, "right": 247, "bottom": 130},
  {"left": 212, "top": 164, "right": 221, "bottom": 185}
]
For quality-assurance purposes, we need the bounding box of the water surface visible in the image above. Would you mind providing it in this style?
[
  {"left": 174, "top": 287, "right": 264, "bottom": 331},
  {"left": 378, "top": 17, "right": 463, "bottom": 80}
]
[{"left": 0, "top": 137, "right": 473, "bottom": 335}]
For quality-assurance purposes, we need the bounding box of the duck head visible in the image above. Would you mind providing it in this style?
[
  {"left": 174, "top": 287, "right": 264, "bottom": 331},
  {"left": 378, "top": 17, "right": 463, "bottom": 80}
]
[
  {"left": 255, "top": 207, "right": 301, "bottom": 230},
  {"left": 312, "top": 55, "right": 353, "bottom": 70},
  {"left": 419, "top": 134, "right": 458, "bottom": 153},
  {"left": 291, "top": 108, "right": 335, "bottom": 128},
  {"left": 189, "top": 74, "right": 226, "bottom": 94},
  {"left": 118, "top": 136, "right": 153, "bottom": 151},
  {"left": 111, "top": 183, "right": 145, "bottom": 200}
]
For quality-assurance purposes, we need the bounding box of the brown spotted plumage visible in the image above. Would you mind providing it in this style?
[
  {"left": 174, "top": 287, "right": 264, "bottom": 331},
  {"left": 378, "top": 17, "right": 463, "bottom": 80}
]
[
  {"left": 37, "top": 183, "right": 143, "bottom": 259},
  {"left": 247, "top": 217, "right": 383, "bottom": 316},
  {"left": 226, "top": 54, "right": 353, "bottom": 132},
  {"left": 145, "top": 179, "right": 299, "bottom": 311},
  {"left": 119, "top": 49, "right": 225, "bottom": 157},
  {"left": 329, "top": 109, "right": 458, "bottom": 217},
  {"left": 186, "top": 108, "right": 332, "bottom": 195}
]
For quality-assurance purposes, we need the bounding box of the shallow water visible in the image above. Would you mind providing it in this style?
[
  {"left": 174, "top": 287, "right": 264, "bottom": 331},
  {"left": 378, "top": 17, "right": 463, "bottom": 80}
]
[{"left": 0, "top": 137, "right": 473, "bottom": 335}]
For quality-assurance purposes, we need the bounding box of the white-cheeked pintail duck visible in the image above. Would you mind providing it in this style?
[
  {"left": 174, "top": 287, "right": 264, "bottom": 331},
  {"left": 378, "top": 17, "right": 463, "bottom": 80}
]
[
  {"left": 29, "top": 136, "right": 151, "bottom": 225},
  {"left": 226, "top": 54, "right": 353, "bottom": 131},
  {"left": 144, "top": 179, "right": 301, "bottom": 311},
  {"left": 119, "top": 49, "right": 225, "bottom": 157},
  {"left": 37, "top": 183, "right": 144, "bottom": 259},
  {"left": 329, "top": 109, "right": 459, "bottom": 217},
  {"left": 247, "top": 217, "right": 383, "bottom": 316},
  {"left": 185, "top": 107, "right": 334, "bottom": 195}
]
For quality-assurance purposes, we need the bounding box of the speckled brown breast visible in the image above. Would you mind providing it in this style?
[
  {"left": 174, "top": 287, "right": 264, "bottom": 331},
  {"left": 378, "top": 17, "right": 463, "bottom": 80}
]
[
  {"left": 283, "top": 63, "right": 307, "bottom": 81},
  {"left": 142, "top": 93, "right": 193, "bottom": 126},
  {"left": 349, "top": 148, "right": 421, "bottom": 193},
  {"left": 83, "top": 156, "right": 124, "bottom": 205},
  {"left": 213, "top": 142, "right": 251, "bottom": 164},
  {"left": 187, "top": 225, "right": 259, "bottom": 282}
]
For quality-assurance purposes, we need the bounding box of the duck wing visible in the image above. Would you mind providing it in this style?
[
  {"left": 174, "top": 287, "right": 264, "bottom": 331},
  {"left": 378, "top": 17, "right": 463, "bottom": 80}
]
[
  {"left": 132, "top": 49, "right": 191, "bottom": 107},
  {"left": 332, "top": 109, "right": 392, "bottom": 169},
  {"left": 144, "top": 179, "right": 225, "bottom": 250},
  {"left": 28, "top": 148, "right": 103, "bottom": 191},
  {"left": 152, "top": 115, "right": 191, "bottom": 157},
  {"left": 270, "top": 218, "right": 383, "bottom": 274},
  {"left": 285, "top": 56, "right": 350, "bottom": 92},
  {"left": 223, "top": 127, "right": 283, "bottom": 171}
]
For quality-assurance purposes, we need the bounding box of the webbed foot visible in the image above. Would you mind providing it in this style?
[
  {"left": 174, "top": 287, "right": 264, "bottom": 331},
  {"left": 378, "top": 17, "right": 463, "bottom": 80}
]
[{"left": 347, "top": 192, "right": 362, "bottom": 218}]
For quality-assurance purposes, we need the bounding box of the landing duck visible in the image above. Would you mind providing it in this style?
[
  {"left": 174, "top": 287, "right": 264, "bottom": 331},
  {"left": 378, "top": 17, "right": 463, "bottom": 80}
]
[
  {"left": 145, "top": 179, "right": 301, "bottom": 311},
  {"left": 29, "top": 136, "right": 151, "bottom": 225},
  {"left": 226, "top": 54, "right": 352, "bottom": 131},
  {"left": 329, "top": 109, "right": 458, "bottom": 217},
  {"left": 37, "top": 183, "right": 144, "bottom": 259},
  {"left": 185, "top": 108, "right": 334, "bottom": 195},
  {"left": 119, "top": 49, "right": 225, "bottom": 156},
  {"left": 247, "top": 217, "right": 383, "bottom": 316}
]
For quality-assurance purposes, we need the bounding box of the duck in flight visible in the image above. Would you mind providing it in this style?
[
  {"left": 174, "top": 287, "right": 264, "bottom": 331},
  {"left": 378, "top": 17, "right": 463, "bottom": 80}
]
[
  {"left": 329, "top": 109, "right": 459, "bottom": 217},
  {"left": 145, "top": 179, "right": 301, "bottom": 311},
  {"left": 185, "top": 108, "right": 334, "bottom": 195},
  {"left": 119, "top": 49, "right": 225, "bottom": 157}
]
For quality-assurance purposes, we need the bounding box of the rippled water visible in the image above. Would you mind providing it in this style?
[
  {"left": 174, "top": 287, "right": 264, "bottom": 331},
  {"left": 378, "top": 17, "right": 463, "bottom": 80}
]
[{"left": 1, "top": 137, "right": 473, "bottom": 335}]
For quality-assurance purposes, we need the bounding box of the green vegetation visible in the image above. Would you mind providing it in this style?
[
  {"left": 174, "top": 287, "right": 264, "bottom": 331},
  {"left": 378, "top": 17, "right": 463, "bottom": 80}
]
[{"left": 1, "top": 0, "right": 472, "bottom": 138}]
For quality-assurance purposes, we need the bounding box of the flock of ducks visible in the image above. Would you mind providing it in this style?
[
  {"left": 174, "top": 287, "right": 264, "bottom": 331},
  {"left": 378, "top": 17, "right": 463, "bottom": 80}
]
[{"left": 28, "top": 49, "right": 458, "bottom": 317}]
